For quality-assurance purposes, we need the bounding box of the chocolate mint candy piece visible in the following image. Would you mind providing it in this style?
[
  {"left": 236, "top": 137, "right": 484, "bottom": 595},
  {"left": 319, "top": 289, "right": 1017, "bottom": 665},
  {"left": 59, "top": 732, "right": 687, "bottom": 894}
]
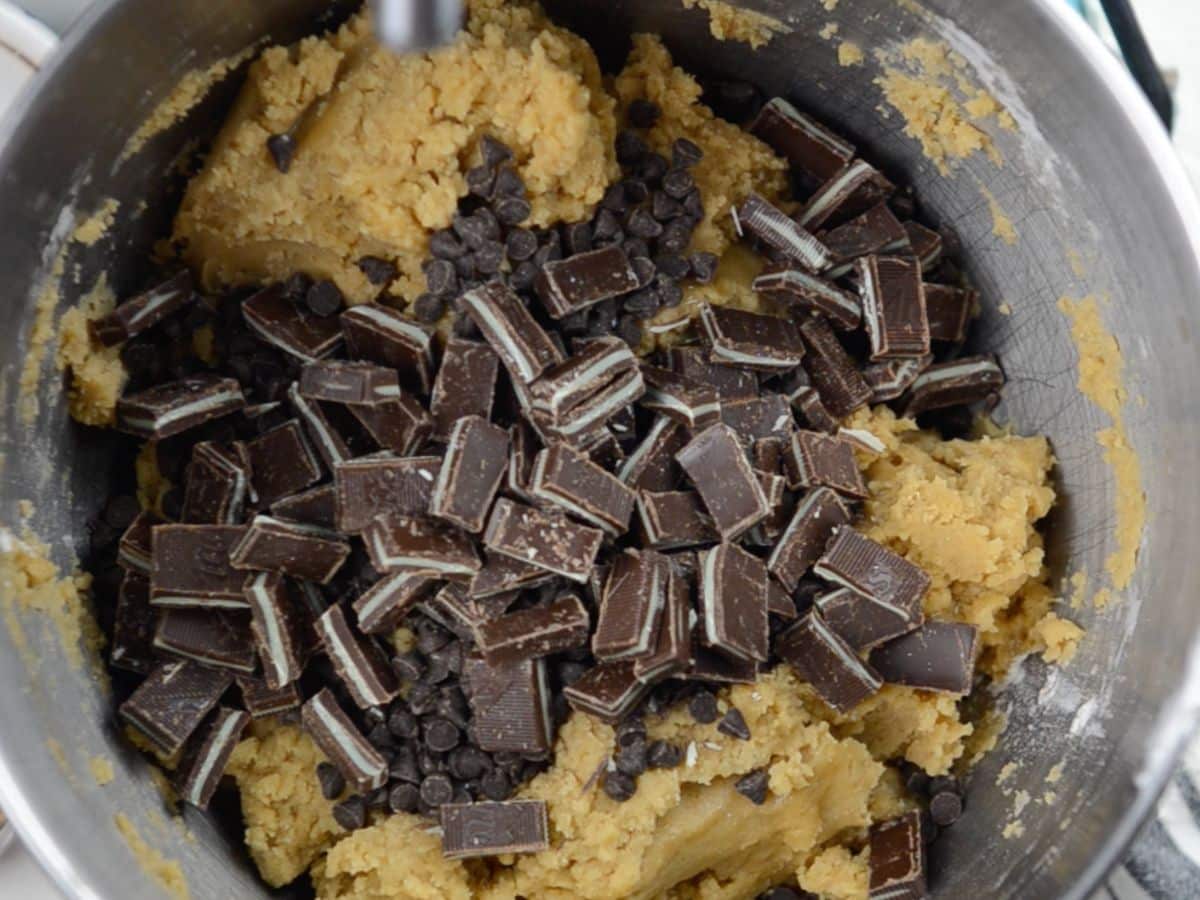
[
  {"left": 419, "top": 583, "right": 505, "bottom": 641},
  {"left": 117, "top": 510, "right": 162, "bottom": 575},
  {"left": 666, "top": 347, "right": 759, "bottom": 401},
  {"left": 230, "top": 515, "right": 350, "bottom": 584},
  {"left": 749, "top": 98, "right": 855, "bottom": 185},
  {"left": 688, "top": 642, "right": 759, "bottom": 684},
  {"left": 303, "top": 691, "right": 388, "bottom": 793},
  {"left": 647, "top": 740, "right": 683, "bottom": 769},
  {"left": 243, "top": 572, "right": 306, "bottom": 688},
  {"left": 815, "top": 587, "right": 921, "bottom": 651},
  {"left": 242, "top": 284, "right": 342, "bottom": 362},
  {"left": 616, "top": 418, "right": 686, "bottom": 492},
  {"left": 340, "top": 303, "right": 435, "bottom": 395},
  {"left": 298, "top": 360, "right": 400, "bottom": 406},
  {"left": 119, "top": 660, "right": 233, "bottom": 757},
  {"left": 904, "top": 221, "right": 944, "bottom": 273},
  {"left": 635, "top": 490, "right": 718, "bottom": 551},
  {"left": 735, "top": 769, "right": 770, "bottom": 805},
  {"left": 529, "top": 443, "right": 636, "bottom": 536},
  {"left": 285, "top": 383, "right": 355, "bottom": 469},
  {"left": 468, "top": 552, "right": 554, "bottom": 600},
  {"left": 334, "top": 456, "right": 439, "bottom": 533},
  {"left": 464, "top": 655, "right": 553, "bottom": 753},
  {"left": 110, "top": 572, "right": 156, "bottom": 674},
  {"left": 441, "top": 800, "right": 549, "bottom": 860},
  {"left": 117, "top": 374, "right": 245, "bottom": 440},
  {"left": 676, "top": 423, "right": 770, "bottom": 541},
  {"left": 236, "top": 675, "right": 301, "bottom": 719},
  {"left": 753, "top": 267, "right": 861, "bottom": 331},
  {"left": 483, "top": 498, "right": 603, "bottom": 583},
  {"left": 777, "top": 611, "right": 883, "bottom": 713},
  {"left": 430, "top": 338, "right": 499, "bottom": 441},
  {"left": 353, "top": 571, "right": 439, "bottom": 635},
  {"left": 719, "top": 394, "right": 793, "bottom": 446},
  {"left": 699, "top": 543, "right": 770, "bottom": 663},
  {"left": 857, "top": 255, "right": 930, "bottom": 360},
  {"left": 592, "top": 549, "right": 667, "bottom": 662},
  {"left": 923, "top": 284, "right": 975, "bottom": 343},
  {"left": 315, "top": 604, "right": 400, "bottom": 708},
  {"left": 820, "top": 203, "right": 910, "bottom": 266},
  {"left": 563, "top": 660, "right": 649, "bottom": 724},
  {"left": 431, "top": 416, "right": 510, "bottom": 533},
  {"left": 153, "top": 608, "right": 257, "bottom": 673},
  {"left": 476, "top": 592, "right": 590, "bottom": 664},
  {"left": 461, "top": 281, "right": 563, "bottom": 384},
  {"left": 634, "top": 567, "right": 692, "bottom": 683},
  {"left": 364, "top": 514, "right": 481, "bottom": 578},
  {"left": 534, "top": 245, "right": 641, "bottom": 319},
  {"left": 797, "top": 160, "right": 895, "bottom": 232},
  {"left": 181, "top": 443, "right": 247, "bottom": 526},
  {"left": 150, "top": 524, "right": 249, "bottom": 609},
  {"left": 733, "top": 194, "right": 832, "bottom": 272},
  {"left": 861, "top": 356, "right": 932, "bottom": 403},
  {"left": 90, "top": 271, "right": 196, "bottom": 347},
  {"left": 814, "top": 527, "right": 929, "bottom": 622},
  {"left": 699, "top": 303, "right": 805, "bottom": 372},
  {"left": 868, "top": 620, "right": 980, "bottom": 695},
  {"left": 718, "top": 708, "right": 751, "bottom": 740},
  {"left": 902, "top": 355, "right": 1005, "bottom": 417},
  {"left": 347, "top": 394, "right": 434, "bottom": 456},
  {"left": 688, "top": 689, "right": 720, "bottom": 724},
  {"left": 246, "top": 421, "right": 322, "bottom": 506},
  {"left": 639, "top": 365, "right": 721, "bottom": 430},
  {"left": 869, "top": 812, "right": 928, "bottom": 899},
  {"left": 271, "top": 484, "right": 338, "bottom": 530},
  {"left": 797, "top": 315, "right": 872, "bottom": 419},
  {"left": 528, "top": 337, "right": 638, "bottom": 421},
  {"left": 177, "top": 706, "right": 249, "bottom": 810},
  {"left": 786, "top": 431, "right": 867, "bottom": 499},
  {"left": 531, "top": 367, "right": 645, "bottom": 448}
]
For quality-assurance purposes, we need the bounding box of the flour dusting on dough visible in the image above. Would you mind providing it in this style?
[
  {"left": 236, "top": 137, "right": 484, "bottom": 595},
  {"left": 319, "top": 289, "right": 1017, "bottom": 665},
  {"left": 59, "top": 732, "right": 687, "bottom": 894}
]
[
  {"left": 18, "top": 248, "right": 67, "bottom": 424},
  {"left": 114, "top": 814, "right": 191, "bottom": 900},
  {"left": 680, "top": 0, "right": 788, "bottom": 48}
]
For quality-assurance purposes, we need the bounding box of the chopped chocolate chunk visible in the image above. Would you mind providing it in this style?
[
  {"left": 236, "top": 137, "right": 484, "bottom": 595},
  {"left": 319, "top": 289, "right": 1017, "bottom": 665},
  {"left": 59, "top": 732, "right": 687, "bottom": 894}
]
[
  {"left": 699, "top": 303, "right": 806, "bottom": 372},
  {"left": 766, "top": 579, "right": 798, "bottom": 620},
  {"left": 797, "top": 160, "right": 895, "bottom": 231},
  {"left": 181, "top": 442, "right": 248, "bottom": 525},
  {"left": 814, "top": 527, "right": 930, "bottom": 621},
  {"left": 237, "top": 675, "right": 301, "bottom": 719},
  {"left": 786, "top": 431, "right": 867, "bottom": 498},
  {"left": 348, "top": 393, "right": 433, "bottom": 455},
  {"left": 334, "top": 456, "right": 439, "bottom": 533},
  {"left": 776, "top": 612, "right": 882, "bottom": 713},
  {"left": 753, "top": 268, "right": 861, "bottom": 331},
  {"left": 735, "top": 769, "right": 770, "bottom": 805},
  {"left": 298, "top": 360, "right": 400, "bottom": 406},
  {"left": 150, "top": 525, "right": 249, "bottom": 609},
  {"left": 285, "top": 383, "right": 354, "bottom": 468},
  {"left": 699, "top": 543, "right": 769, "bottom": 663},
  {"left": 733, "top": 194, "right": 832, "bottom": 272},
  {"left": 153, "top": 608, "right": 257, "bottom": 673},
  {"left": 749, "top": 97, "right": 855, "bottom": 184},
  {"left": 529, "top": 443, "right": 636, "bottom": 536},
  {"left": 483, "top": 498, "right": 603, "bottom": 583},
  {"left": 117, "top": 510, "right": 161, "bottom": 574},
  {"left": 177, "top": 706, "right": 249, "bottom": 810},
  {"left": 90, "top": 271, "right": 195, "bottom": 347},
  {"left": 468, "top": 552, "right": 554, "bottom": 600},
  {"left": 676, "top": 423, "right": 770, "bottom": 541},
  {"left": 563, "top": 660, "right": 649, "bottom": 724},
  {"left": 797, "top": 315, "right": 872, "bottom": 419},
  {"left": 820, "top": 203, "right": 910, "bottom": 265},
  {"left": 633, "top": 566, "right": 692, "bottom": 683},
  {"left": 636, "top": 490, "right": 718, "bottom": 550},
  {"left": 431, "top": 416, "right": 510, "bottom": 533},
  {"left": 302, "top": 688, "right": 388, "bottom": 793},
  {"left": 441, "top": 800, "right": 549, "bottom": 859},
  {"left": 461, "top": 282, "right": 563, "bottom": 384},
  {"left": 923, "top": 283, "right": 976, "bottom": 343},
  {"left": 315, "top": 604, "right": 400, "bottom": 708},
  {"left": 857, "top": 255, "right": 930, "bottom": 359},
  {"left": 430, "top": 338, "right": 500, "bottom": 440},
  {"left": 815, "top": 587, "right": 921, "bottom": 651},
  {"left": 340, "top": 303, "right": 435, "bottom": 395},
  {"left": 868, "top": 620, "right": 980, "bottom": 695},
  {"left": 243, "top": 571, "right": 306, "bottom": 688},
  {"left": 719, "top": 394, "right": 793, "bottom": 446},
  {"left": 528, "top": 337, "right": 637, "bottom": 422},
  {"left": 118, "top": 660, "right": 233, "bottom": 757},
  {"left": 593, "top": 549, "right": 667, "bottom": 661},
  {"left": 532, "top": 366, "right": 645, "bottom": 446},
  {"left": 902, "top": 355, "right": 1005, "bottom": 416},
  {"left": 718, "top": 708, "right": 751, "bottom": 740},
  {"left": 688, "top": 644, "right": 759, "bottom": 684},
  {"left": 666, "top": 347, "right": 759, "bottom": 401},
  {"left": 365, "top": 515, "right": 481, "bottom": 578},
  {"left": 639, "top": 364, "right": 721, "bottom": 430},
  {"left": 861, "top": 355, "right": 932, "bottom": 403},
  {"left": 243, "top": 284, "right": 343, "bottom": 362},
  {"left": 271, "top": 484, "right": 338, "bottom": 530},
  {"left": 617, "top": 416, "right": 686, "bottom": 492},
  {"left": 903, "top": 221, "right": 944, "bottom": 272},
  {"left": 869, "top": 812, "right": 928, "bottom": 899},
  {"left": 464, "top": 655, "right": 553, "bottom": 753},
  {"left": 475, "top": 592, "right": 590, "bottom": 664},
  {"left": 535, "top": 245, "right": 641, "bottom": 319},
  {"left": 111, "top": 572, "right": 156, "bottom": 674},
  {"left": 352, "top": 571, "right": 439, "bottom": 635},
  {"left": 504, "top": 421, "right": 541, "bottom": 502},
  {"left": 230, "top": 515, "right": 350, "bottom": 584},
  {"left": 246, "top": 421, "right": 322, "bottom": 506},
  {"left": 117, "top": 374, "right": 245, "bottom": 440}
]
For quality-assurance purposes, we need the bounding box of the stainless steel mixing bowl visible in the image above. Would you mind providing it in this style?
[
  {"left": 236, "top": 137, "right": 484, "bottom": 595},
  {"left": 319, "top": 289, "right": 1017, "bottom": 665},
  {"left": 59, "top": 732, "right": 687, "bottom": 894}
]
[{"left": 2, "top": 1, "right": 1199, "bottom": 897}]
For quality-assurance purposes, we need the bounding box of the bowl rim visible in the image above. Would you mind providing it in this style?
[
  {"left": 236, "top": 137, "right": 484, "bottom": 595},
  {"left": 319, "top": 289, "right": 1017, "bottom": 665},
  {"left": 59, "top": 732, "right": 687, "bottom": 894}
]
[{"left": 2, "top": 0, "right": 1200, "bottom": 898}]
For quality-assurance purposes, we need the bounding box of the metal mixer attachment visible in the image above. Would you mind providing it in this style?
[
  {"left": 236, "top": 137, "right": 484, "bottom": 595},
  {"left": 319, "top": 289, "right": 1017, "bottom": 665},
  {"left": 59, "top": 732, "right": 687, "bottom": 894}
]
[{"left": 372, "top": 0, "right": 464, "bottom": 52}]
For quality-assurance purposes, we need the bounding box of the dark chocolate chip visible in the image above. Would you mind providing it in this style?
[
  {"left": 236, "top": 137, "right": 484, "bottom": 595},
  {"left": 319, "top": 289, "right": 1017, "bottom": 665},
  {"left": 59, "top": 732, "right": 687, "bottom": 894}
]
[
  {"left": 759, "top": 888, "right": 806, "bottom": 900},
  {"left": 474, "top": 241, "right": 506, "bottom": 275},
  {"left": 647, "top": 740, "right": 683, "bottom": 769},
  {"left": 103, "top": 494, "right": 141, "bottom": 530},
  {"left": 623, "top": 238, "right": 650, "bottom": 261},
  {"left": 690, "top": 252, "right": 719, "bottom": 283},
  {"left": 905, "top": 768, "right": 930, "bottom": 797},
  {"left": 479, "top": 767, "right": 512, "bottom": 801},
  {"left": 616, "top": 130, "right": 650, "bottom": 165},
  {"left": 593, "top": 209, "right": 622, "bottom": 241},
  {"left": 506, "top": 228, "right": 538, "bottom": 262},
  {"left": 423, "top": 717, "right": 461, "bottom": 753},
  {"left": 392, "top": 652, "right": 426, "bottom": 683},
  {"left": 367, "top": 786, "right": 390, "bottom": 810},
  {"left": 603, "top": 770, "right": 637, "bottom": 802},
  {"left": 623, "top": 288, "right": 661, "bottom": 318},
  {"left": 367, "top": 722, "right": 395, "bottom": 751},
  {"left": 284, "top": 271, "right": 313, "bottom": 301},
  {"left": 600, "top": 183, "right": 631, "bottom": 214},
  {"left": 306, "top": 280, "right": 344, "bottom": 317},
  {"left": 688, "top": 690, "right": 719, "bottom": 724},
  {"left": 617, "top": 315, "right": 643, "bottom": 348},
  {"left": 638, "top": 154, "right": 669, "bottom": 184},
  {"left": 652, "top": 191, "right": 684, "bottom": 221},
  {"left": 615, "top": 742, "right": 648, "bottom": 777},
  {"left": 615, "top": 718, "right": 647, "bottom": 749},
  {"left": 495, "top": 197, "right": 532, "bottom": 227},
  {"left": 418, "top": 748, "right": 445, "bottom": 777},
  {"left": 510, "top": 261, "right": 539, "bottom": 293},
  {"left": 627, "top": 99, "right": 661, "bottom": 128},
  {"left": 557, "top": 660, "right": 589, "bottom": 687},
  {"left": 411, "top": 292, "right": 447, "bottom": 324},
  {"left": 448, "top": 746, "right": 492, "bottom": 781},
  {"left": 389, "top": 745, "right": 421, "bottom": 784},
  {"left": 928, "top": 775, "right": 960, "bottom": 797},
  {"left": 423, "top": 258, "right": 459, "bottom": 295},
  {"left": 467, "top": 165, "right": 496, "bottom": 198},
  {"left": 662, "top": 169, "right": 695, "bottom": 199},
  {"left": 417, "top": 621, "right": 452, "bottom": 655},
  {"left": 563, "top": 221, "right": 594, "bottom": 255},
  {"left": 658, "top": 281, "right": 683, "bottom": 309},
  {"left": 672, "top": 138, "right": 704, "bottom": 168},
  {"left": 481, "top": 136, "right": 513, "bottom": 168},
  {"left": 333, "top": 795, "right": 367, "bottom": 830},
  {"left": 419, "top": 773, "right": 455, "bottom": 807},
  {"left": 659, "top": 221, "right": 692, "bottom": 254},
  {"left": 930, "top": 790, "right": 963, "bottom": 826},
  {"left": 358, "top": 256, "right": 398, "bottom": 286},
  {"left": 409, "top": 683, "right": 440, "bottom": 717},
  {"left": 455, "top": 255, "right": 478, "bottom": 281},
  {"left": 266, "top": 133, "right": 296, "bottom": 173},
  {"left": 631, "top": 256, "right": 657, "bottom": 287},
  {"left": 655, "top": 253, "right": 691, "bottom": 280},
  {"left": 718, "top": 708, "right": 751, "bottom": 740},
  {"left": 317, "top": 762, "right": 346, "bottom": 800},
  {"left": 430, "top": 229, "right": 467, "bottom": 259},
  {"left": 735, "top": 769, "right": 769, "bottom": 805},
  {"left": 493, "top": 167, "right": 526, "bottom": 198},
  {"left": 388, "top": 782, "right": 420, "bottom": 814},
  {"left": 559, "top": 310, "right": 589, "bottom": 337}
]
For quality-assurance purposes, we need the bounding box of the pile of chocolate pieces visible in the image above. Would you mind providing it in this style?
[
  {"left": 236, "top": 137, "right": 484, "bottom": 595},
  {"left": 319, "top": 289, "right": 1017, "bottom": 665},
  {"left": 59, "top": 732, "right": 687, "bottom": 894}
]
[{"left": 87, "top": 92, "right": 1000, "bottom": 888}]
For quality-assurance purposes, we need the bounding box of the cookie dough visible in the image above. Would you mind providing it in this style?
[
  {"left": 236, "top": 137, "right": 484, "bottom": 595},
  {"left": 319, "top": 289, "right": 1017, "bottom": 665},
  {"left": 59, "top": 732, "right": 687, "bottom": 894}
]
[{"left": 55, "top": 276, "right": 128, "bottom": 427}]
